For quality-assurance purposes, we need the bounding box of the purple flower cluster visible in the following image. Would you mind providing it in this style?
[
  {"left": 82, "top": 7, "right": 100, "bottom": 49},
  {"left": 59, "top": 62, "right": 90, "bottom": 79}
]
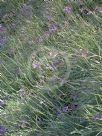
[
  {"left": 32, "top": 0, "right": 60, "bottom": 45},
  {"left": 0, "top": 25, "right": 6, "bottom": 32},
  {"left": 33, "top": 23, "right": 57, "bottom": 44},
  {"left": 62, "top": 106, "right": 69, "bottom": 112},
  {"left": 76, "top": 1, "right": 91, "bottom": 15},
  {"left": 36, "top": 36, "right": 43, "bottom": 43},
  {"left": 0, "top": 36, "right": 7, "bottom": 47},
  {"left": 62, "top": 104, "right": 77, "bottom": 113},
  {"left": 43, "top": 31, "right": 50, "bottom": 38},
  {"left": 48, "top": 24, "right": 58, "bottom": 33},
  {"left": 18, "top": 88, "right": 26, "bottom": 98},
  {"left": 46, "top": 15, "right": 52, "bottom": 21},
  {"left": 92, "top": 115, "right": 102, "bottom": 121},
  {"left": 0, "top": 125, "right": 6, "bottom": 135},
  {"left": 76, "top": 0, "right": 81, "bottom": 7},
  {"left": 32, "top": 62, "right": 39, "bottom": 69},
  {"left": 56, "top": 104, "right": 77, "bottom": 116},
  {"left": 32, "top": 2, "right": 61, "bottom": 45},
  {"left": 63, "top": 6, "right": 72, "bottom": 13},
  {"left": 20, "top": 4, "right": 32, "bottom": 18}
]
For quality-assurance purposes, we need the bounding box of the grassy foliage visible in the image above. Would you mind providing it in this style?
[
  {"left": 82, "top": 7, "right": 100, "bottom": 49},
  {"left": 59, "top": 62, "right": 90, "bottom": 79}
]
[{"left": 0, "top": 0, "right": 102, "bottom": 136}]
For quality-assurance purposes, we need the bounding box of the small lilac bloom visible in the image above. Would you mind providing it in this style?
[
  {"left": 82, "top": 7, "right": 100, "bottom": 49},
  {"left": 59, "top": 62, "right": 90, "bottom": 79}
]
[
  {"left": 92, "top": 115, "right": 102, "bottom": 121},
  {"left": 32, "top": 63, "right": 39, "bottom": 69},
  {"left": 53, "top": 59, "right": 61, "bottom": 66},
  {"left": 0, "top": 36, "right": 7, "bottom": 47},
  {"left": 36, "top": 36, "right": 43, "bottom": 43},
  {"left": 77, "top": 0, "right": 81, "bottom": 7},
  {"left": 63, "top": 6, "right": 72, "bottom": 13},
  {"left": 48, "top": 24, "right": 57, "bottom": 33},
  {"left": 18, "top": 88, "right": 26, "bottom": 98},
  {"left": 0, "top": 25, "right": 6, "bottom": 32},
  {"left": 0, "top": 125, "right": 6, "bottom": 135},
  {"left": 20, "top": 4, "right": 32, "bottom": 18},
  {"left": 62, "top": 104, "right": 77, "bottom": 113},
  {"left": 62, "top": 106, "right": 69, "bottom": 112},
  {"left": 43, "top": 31, "right": 50, "bottom": 38},
  {"left": 46, "top": 15, "right": 52, "bottom": 21}
]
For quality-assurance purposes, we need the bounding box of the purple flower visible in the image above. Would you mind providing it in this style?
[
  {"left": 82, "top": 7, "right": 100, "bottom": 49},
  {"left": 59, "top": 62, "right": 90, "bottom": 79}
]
[
  {"left": 62, "top": 104, "right": 77, "bottom": 113},
  {"left": 0, "top": 25, "right": 6, "bottom": 32},
  {"left": 48, "top": 24, "right": 57, "bottom": 33},
  {"left": 36, "top": 36, "right": 43, "bottom": 43},
  {"left": 46, "top": 15, "right": 52, "bottom": 21},
  {"left": 20, "top": 4, "right": 32, "bottom": 18},
  {"left": 77, "top": 0, "right": 81, "bottom": 7},
  {"left": 0, "top": 36, "right": 7, "bottom": 47},
  {"left": 32, "top": 63, "right": 39, "bottom": 69},
  {"left": 18, "top": 88, "right": 26, "bottom": 98},
  {"left": 0, "top": 125, "right": 6, "bottom": 135},
  {"left": 43, "top": 31, "right": 50, "bottom": 38},
  {"left": 63, "top": 6, "right": 72, "bottom": 13},
  {"left": 62, "top": 106, "right": 69, "bottom": 112},
  {"left": 92, "top": 115, "right": 102, "bottom": 121}
]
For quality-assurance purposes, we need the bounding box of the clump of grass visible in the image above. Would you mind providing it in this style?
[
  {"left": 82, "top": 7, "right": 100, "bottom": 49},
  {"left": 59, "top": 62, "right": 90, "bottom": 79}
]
[{"left": 0, "top": 0, "right": 102, "bottom": 136}]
